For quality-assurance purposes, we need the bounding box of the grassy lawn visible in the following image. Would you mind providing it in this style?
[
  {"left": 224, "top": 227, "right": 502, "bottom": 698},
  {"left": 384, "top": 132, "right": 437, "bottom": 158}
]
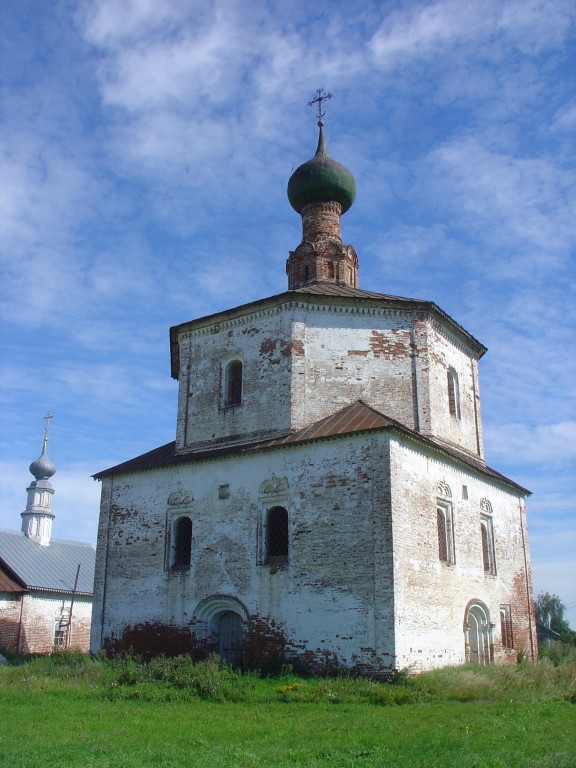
[{"left": 1, "top": 653, "right": 574, "bottom": 767}]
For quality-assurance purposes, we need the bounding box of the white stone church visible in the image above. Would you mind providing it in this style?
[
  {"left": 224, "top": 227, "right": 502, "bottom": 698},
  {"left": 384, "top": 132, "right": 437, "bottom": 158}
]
[{"left": 90, "top": 118, "right": 537, "bottom": 674}]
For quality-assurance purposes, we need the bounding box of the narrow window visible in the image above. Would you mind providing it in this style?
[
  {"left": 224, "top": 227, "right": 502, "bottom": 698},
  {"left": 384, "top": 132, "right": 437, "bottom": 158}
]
[
  {"left": 481, "top": 515, "right": 496, "bottom": 575},
  {"left": 437, "top": 508, "right": 448, "bottom": 561},
  {"left": 173, "top": 516, "right": 192, "bottom": 568},
  {"left": 225, "top": 360, "right": 243, "bottom": 406},
  {"left": 437, "top": 502, "right": 455, "bottom": 565},
  {"left": 327, "top": 261, "right": 335, "bottom": 279},
  {"left": 53, "top": 619, "right": 67, "bottom": 648},
  {"left": 447, "top": 368, "right": 461, "bottom": 419},
  {"left": 265, "top": 506, "right": 288, "bottom": 565},
  {"left": 302, "top": 264, "right": 309, "bottom": 282},
  {"left": 500, "top": 605, "right": 514, "bottom": 648}
]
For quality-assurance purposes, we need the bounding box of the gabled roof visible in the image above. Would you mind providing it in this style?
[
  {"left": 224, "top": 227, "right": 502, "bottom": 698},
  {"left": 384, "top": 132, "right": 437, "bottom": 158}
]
[
  {"left": 258, "top": 399, "right": 397, "bottom": 444},
  {"left": 170, "top": 284, "right": 487, "bottom": 379},
  {"left": 536, "top": 621, "right": 562, "bottom": 642},
  {"left": 0, "top": 529, "right": 95, "bottom": 596},
  {"left": 93, "top": 400, "right": 529, "bottom": 496},
  {"left": 0, "top": 568, "right": 24, "bottom": 593}
]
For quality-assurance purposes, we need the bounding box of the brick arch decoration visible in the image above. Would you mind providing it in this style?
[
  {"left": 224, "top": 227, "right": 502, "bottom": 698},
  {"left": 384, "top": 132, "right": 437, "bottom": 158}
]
[
  {"left": 168, "top": 490, "right": 193, "bottom": 506},
  {"left": 437, "top": 480, "right": 452, "bottom": 498},
  {"left": 192, "top": 594, "right": 249, "bottom": 625},
  {"left": 463, "top": 599, "right": 494, "bottom": 665},
  {"left": 259, "top": 475, "right": 289, "bottom": 495}
]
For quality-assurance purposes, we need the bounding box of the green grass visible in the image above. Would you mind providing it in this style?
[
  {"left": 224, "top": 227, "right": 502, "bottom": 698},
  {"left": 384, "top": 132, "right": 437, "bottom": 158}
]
[{"left": 1, "top": 652, "right": 574, "bottom": 767}]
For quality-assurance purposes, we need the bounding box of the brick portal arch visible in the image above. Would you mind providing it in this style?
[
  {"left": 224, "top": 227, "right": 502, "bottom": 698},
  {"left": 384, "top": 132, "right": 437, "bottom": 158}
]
[
  {"left": 193, "top": 595, "right": 248, "bottom": 667},
  {"left": 463, "top": 599, "right": 494, "bottom": 664}
]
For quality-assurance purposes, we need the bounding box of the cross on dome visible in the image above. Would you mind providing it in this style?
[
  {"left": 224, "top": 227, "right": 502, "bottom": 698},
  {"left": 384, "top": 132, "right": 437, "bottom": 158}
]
[{"left": 307, "top": 87, "right": 332, "bottom": 123}]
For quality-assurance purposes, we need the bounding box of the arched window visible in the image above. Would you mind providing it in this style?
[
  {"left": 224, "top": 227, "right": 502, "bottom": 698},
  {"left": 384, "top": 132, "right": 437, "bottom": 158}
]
[
  {"left": 481, "top": 516, "right": 496, "bottom": 575},
  {"left": 302, "top": 264, "right": 310, "bottom": 282},
  {"left": 173, "top": 516, "right": 192, "bottom": 568},
  {"left": 437, "top": 502, "right": 455, "bottom": 564},
  {"left": 437, "top": 508, "right": 448, "bottom": 561},
  {"left": 265, "top": 506, "right": 288, "bottom": 565},
  {"left": 447, "top": 368, "right": 461, "bottom": 419},
  {"left": 225, "top": 360, "right": 243, "bottom": 406},
  {"left": 500, "top": 605, "right": 513, "bottom": 649}
]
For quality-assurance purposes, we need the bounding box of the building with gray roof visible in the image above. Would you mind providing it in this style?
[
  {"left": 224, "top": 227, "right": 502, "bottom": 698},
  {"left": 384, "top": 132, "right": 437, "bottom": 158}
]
[{"left": 0, "top": 417, "right": 95, "bottom": 654}]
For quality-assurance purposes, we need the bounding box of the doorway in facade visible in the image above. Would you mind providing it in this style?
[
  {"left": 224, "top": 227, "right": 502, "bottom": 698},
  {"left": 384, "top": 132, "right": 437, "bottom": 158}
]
[
  {"left": 218, "top": 611, "right": 243, "bottom": 667},
  {"left": 465, "top": 601, "right": 493, "bottom": 664}
]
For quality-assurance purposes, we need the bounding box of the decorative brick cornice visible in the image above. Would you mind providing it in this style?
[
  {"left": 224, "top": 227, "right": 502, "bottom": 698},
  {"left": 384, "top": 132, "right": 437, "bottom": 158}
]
[{"left": 176, "top": 299, "right": 421, "bottom": 343}]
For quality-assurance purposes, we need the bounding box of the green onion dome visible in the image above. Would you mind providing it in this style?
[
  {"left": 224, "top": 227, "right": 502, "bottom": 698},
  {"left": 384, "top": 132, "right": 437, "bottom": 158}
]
[{"left": 287, "top": 121, "right": 356, "bottom": 214}]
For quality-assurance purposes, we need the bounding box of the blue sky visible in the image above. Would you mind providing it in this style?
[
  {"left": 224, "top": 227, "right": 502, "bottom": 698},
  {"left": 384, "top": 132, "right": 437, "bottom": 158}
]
[{"left": 1, "top": 0, "right": 575, "bottom": 626}]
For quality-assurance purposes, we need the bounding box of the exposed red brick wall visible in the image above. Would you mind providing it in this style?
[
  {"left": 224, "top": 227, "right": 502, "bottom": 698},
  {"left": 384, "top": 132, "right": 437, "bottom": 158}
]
[{"left": 0, "top": 593, "right": 93, "bottom": 655}]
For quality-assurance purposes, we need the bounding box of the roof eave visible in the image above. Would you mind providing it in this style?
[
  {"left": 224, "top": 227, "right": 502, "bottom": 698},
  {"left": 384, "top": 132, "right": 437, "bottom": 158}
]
[
  {"left": 94, "top": 403, "right": 528, "bottom": 497},
  {"left": 169, "top": 288, "right": 487, "bottom": 379}
]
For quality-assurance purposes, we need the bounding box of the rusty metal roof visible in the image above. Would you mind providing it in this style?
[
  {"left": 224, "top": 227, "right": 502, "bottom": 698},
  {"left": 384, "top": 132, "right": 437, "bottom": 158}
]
[
  {"left": 93, "top": 400, "right": 529, "bottom": 495},
  {"left": 0, "top": 529, "right": 95, "bottom": 596},
  {"left": 258, "top": 400, "right": 397, "bottom": 445},
  {"left": 293, "top": 284, "right": 419, "bottom": 301}
]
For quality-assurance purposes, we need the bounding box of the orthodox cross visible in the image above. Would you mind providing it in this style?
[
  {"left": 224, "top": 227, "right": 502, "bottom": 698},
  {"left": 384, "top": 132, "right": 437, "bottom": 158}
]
[
  {"left": 43, "top": 411, "right": 53, "bottom": 445},
  {"left": 307, "top": 88, "right": 332, "bottom": 121}
]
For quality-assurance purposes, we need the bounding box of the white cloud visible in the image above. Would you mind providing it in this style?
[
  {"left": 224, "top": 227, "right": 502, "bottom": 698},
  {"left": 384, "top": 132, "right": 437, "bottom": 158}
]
[
  {"left": 80, "top": 0, "right": 191, "bottom": 49},
  {"left": 485, "top": 421, "right": 576, "bottom": 467},
  {"left": 369, "top": 0, "right": 573, "bottom": 68},
  {"left": 553, "top": 101, "right": 576, "bottom": 131},
  {"left": 95, "top": 21, "right": 248, "bottom": 113},
  {"left": 425, "top": 139, "right": 575, "bottom": 262},
  {"left": 369, "top": 0, "right": 489, "bottom": 66}
]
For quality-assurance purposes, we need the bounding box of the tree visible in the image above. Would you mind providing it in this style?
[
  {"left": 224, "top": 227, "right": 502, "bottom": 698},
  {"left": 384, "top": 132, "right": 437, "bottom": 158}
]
[{"left": 535, "top": 592, "right": 575, "bottom": 644}]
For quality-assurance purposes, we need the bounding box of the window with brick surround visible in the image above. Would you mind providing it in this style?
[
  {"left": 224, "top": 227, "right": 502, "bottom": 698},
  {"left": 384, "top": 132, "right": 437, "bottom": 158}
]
[
  {"left": 173, "top": 516, "right": 192, "bottom": 568},
  {"left": 481, "top": 513, "right": 496, "bottom": 575},
  {"left": 265, "top": 506, "right": 288, "bottom": 565},
  {"left": 500, "top": 605, "right": 513, "bottom": 648},
  {"left": 437, "top": 501, "right": 455, "bottom": 565},
  {"left": 224, "top": 360, "right": 243, "bottom": 406},
  {"left": 53, "top": 618, "right": 67, "bottom": 648},
  {"left": 447, "top": 367, "right": 461, "bottom": 419}
]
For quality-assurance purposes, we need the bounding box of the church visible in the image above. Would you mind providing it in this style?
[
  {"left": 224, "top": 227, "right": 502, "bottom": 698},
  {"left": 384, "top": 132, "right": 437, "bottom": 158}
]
[
  {"left": 0, "top": 419, "right": 95, "bottom": 654},
  {"left": 90, "top": 111, "right": 537, "bottom": 674}
]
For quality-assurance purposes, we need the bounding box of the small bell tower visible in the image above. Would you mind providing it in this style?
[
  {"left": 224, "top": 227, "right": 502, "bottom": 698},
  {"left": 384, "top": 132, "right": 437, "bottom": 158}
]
[
  {"left": 286, "top": 89, "right": 358, "bottom": 290},
  {"left": 21, "top": 413, "right": 56, "bottom": 547}
]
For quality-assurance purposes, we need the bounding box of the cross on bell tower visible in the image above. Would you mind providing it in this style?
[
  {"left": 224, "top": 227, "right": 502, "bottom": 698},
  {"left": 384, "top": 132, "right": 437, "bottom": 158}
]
[
  {"left": 286, "top": 90, "right": 358, "bottom": 290},
  {"left": 307, "top": 88, "right": 332, "bottom": 122}
]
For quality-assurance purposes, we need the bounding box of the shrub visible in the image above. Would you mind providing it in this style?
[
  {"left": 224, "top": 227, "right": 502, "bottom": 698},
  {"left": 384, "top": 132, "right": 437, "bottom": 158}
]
[{"left": 539, "top": 640, "right": 576, "bottom": 667}]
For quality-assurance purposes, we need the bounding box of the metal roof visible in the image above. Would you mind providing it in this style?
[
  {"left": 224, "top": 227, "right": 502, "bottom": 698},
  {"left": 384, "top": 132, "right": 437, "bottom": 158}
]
[
  {"left": 258, "top": 400, "right": 397, "bottom": 444},
  {"left": 93, "top": 400, "right": 529, "bottom": 495},
  {"left": 0, "top": 529, "right": 95, "bottom": 596},
  {"left": 0, "top": 568, "right": 24, "bottom": 593}
]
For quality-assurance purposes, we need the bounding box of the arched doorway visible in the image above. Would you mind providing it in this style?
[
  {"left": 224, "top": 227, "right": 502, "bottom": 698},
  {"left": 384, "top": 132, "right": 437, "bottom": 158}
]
[
  {"left": 218, "top": 611, "right": 243, "bottom": 667},
  {"left": 464, "top": 601, "right": 493, "bottom": 664},
  {"left": 192, "top": 596, "right": 248, "bottom": 668}
]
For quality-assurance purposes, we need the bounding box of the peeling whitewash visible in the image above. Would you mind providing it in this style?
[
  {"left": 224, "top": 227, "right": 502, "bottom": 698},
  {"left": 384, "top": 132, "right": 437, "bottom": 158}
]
[{"left": 91, "top": 293, "right": 536, "bottom": 675}]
